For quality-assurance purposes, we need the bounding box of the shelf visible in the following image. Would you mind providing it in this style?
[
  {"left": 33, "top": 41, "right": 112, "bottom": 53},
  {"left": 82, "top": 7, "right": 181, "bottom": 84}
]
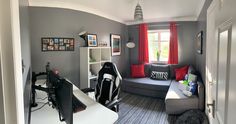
[
  {"left": 87, "top": 47, "right": 110, "bottom": 49},
  {"left": 80, "top": 47, "right": 111, "bottom": 89},
  {"left": 89, "top": 62, "right": 100, "bottom": 64},
  {"left": 101, "top": 60, "right": 110, "bottom": 63},
  {"left": 89, "top": 76, "right": 98, "bottom": 79}
]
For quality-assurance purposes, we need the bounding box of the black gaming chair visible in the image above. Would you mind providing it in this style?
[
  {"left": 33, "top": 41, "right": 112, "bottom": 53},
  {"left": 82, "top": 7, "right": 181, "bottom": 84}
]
[{"left": 82, "top": 62, "right": 122, "bottom": 112}]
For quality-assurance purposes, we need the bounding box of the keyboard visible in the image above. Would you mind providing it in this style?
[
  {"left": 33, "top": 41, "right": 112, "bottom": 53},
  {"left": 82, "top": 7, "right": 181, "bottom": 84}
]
[{"left": 72, "top": 95, "right": 87, "bottom": 113}]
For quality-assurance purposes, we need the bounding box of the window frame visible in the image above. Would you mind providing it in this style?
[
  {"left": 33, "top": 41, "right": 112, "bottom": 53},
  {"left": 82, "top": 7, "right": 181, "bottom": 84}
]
[{"left": 148, "top": 29, "right": 170, "bottom": 64}]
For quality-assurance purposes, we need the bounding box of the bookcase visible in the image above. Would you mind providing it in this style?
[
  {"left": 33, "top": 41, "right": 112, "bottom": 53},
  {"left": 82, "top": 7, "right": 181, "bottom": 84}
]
[{"left": 80, "top": 47, "right": 111, "bottom": 89}]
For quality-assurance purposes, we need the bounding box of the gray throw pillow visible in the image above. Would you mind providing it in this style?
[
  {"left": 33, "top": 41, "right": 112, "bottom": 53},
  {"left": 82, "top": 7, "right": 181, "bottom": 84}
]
[
  {"left": 188, "top": 65, "right": 196, "bottom": 74},
  {"left": 150, "top": 71, "right": 168, "bottom": 80}
]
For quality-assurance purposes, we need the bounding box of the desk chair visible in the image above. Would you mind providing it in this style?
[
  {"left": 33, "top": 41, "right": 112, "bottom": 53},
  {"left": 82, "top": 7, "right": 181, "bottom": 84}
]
[{"left": 82, "top": 62, "right": 122, "bottom": 112}]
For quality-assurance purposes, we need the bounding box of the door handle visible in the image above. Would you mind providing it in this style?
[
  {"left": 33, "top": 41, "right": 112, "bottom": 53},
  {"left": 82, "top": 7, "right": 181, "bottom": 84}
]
[
  {"left": 207, "top": 100, "right": 215, "bottom": 118},
  {"left": 209, "top": 81, "right": 213, "bottom": 85}
]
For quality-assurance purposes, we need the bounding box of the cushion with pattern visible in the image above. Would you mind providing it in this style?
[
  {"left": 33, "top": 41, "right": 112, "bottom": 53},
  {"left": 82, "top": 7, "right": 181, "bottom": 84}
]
[{"left": 150, "top": 71, "right": 168, "bottom": 80}]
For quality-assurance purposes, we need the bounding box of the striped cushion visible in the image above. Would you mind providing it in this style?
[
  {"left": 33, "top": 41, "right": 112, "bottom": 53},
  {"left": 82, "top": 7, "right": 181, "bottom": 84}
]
[{"left": 150, "top": 71, "right": 168, "bottom": 80}]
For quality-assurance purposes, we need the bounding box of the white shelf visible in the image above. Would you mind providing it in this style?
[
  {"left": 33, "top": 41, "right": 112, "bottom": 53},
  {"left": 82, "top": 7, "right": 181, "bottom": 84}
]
[
  {"left": 100, "top": 60, "right": 111, "bottom": 63},
  {"left": 89, "top": 62, "right": 100, "bottom": 64},
  {"left": 89, "top": 76, "right": 98, "bottom": 79},
  {"left": 80, "top": 47, "right": 111, "bottom": 89}
]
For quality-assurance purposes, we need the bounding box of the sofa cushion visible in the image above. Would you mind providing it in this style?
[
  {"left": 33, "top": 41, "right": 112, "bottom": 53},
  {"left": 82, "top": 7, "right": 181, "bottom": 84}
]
[
  {"left": 165, "top": 80, "right": 199, "bottom": 114},
  {"left": 123, "top": 78, "right": 171, "bottom": 91},
  {"left": 131, "top": 64, "right": 145, "bottom": 78}
]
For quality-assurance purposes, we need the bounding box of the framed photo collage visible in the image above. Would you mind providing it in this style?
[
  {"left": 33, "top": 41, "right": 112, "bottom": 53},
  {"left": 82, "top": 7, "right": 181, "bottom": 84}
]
[{"left": 42, "top": 37, "right": 75, "bottom": 51}]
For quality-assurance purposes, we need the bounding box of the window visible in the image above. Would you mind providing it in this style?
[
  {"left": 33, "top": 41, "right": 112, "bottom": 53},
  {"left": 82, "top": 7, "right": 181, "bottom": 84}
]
[{"left": 148, "top": 30, "right": 170, "bottom": 63}]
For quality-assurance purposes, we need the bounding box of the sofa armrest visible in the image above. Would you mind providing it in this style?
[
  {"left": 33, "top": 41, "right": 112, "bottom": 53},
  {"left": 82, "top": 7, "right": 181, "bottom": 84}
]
[{"left": 197, "top": 79, "right": 205, "bottom": 111}]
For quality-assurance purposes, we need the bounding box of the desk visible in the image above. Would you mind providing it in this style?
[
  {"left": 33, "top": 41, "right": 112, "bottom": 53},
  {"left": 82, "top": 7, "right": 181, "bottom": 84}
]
[{"left": 31, "top": 80, "right": 118, "bottom": 124}]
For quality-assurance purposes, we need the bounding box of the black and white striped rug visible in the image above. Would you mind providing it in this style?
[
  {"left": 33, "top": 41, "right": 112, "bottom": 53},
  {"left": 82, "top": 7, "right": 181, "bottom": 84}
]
[{"left": 116, "top": 92, "right": 177, "bottom": 124}]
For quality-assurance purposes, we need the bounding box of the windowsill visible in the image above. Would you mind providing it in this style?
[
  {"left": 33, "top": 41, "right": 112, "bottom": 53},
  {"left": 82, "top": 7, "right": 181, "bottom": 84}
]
[{"left": 149, "top": 61, "right": 167, "bottom": 64}]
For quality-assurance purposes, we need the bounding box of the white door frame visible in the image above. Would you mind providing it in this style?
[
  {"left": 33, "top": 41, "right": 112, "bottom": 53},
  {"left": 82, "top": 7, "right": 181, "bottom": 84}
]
[{"left": 0, "top": 0, "right": 25, "bottom": 124}]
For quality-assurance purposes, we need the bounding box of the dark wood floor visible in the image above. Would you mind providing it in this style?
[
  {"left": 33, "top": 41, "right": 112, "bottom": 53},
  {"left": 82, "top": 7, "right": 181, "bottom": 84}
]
[{"left": 116, "top": 92, "right": 178, "bottom": 124}]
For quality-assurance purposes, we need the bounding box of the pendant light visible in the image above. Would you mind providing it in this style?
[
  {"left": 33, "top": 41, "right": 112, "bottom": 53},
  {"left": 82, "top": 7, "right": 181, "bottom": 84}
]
[{"left": 134, "top": 1, "right": 143, "bottom": 21}]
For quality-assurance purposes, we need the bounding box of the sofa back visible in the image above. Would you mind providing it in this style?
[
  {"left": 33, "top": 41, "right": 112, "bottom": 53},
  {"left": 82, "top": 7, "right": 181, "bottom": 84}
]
[
  {"left": 144, "top": 63, "right": 197, "bottom": 79},
  {"left": 144, "top": 63, "right": 182, "bottom": 79}
]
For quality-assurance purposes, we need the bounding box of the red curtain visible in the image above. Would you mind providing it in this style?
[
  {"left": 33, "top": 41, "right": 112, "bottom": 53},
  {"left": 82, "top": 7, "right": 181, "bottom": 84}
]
[
  {"left": 168, "top": 22, "right": 178, "bottom": 64},
  {"left": 139, "top": 23, "right": 149, "bottom": 64}
]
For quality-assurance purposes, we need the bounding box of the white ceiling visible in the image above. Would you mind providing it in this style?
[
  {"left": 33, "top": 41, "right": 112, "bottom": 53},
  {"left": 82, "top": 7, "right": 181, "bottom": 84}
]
[{"left": 29, "top": 0, "right": 205, "bottom": 25}]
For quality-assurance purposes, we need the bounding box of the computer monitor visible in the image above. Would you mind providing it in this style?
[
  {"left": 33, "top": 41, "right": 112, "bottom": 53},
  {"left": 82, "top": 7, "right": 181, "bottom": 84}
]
[
  {"left": 55, "top": 78, "right": 73, "bottom": 124},
  {"left": 31, "top": 63, "right": 84, "bottom": 124},
  {"left": 47, "top": 70, "right": 73, "bottom": 124}
]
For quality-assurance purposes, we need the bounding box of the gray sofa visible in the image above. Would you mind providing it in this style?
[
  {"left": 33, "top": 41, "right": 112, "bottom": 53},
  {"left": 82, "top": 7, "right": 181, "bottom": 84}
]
[{"left": 122, "top": 64, "right": 205, "bottom": 114}]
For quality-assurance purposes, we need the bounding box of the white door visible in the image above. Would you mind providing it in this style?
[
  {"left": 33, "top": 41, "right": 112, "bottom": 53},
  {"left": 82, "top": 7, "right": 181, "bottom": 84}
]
[
  {"left": 217, "top": 0, "right": 236, "bottom": 123},
  {"left": 206, "top": 0, "right": 219, "bottom": 123},
  {"left": 216, "top": 23, "right": 231, "bottom": 124},
  {"left": 207, "top": 0, "right": 236, "bottom": 124}
]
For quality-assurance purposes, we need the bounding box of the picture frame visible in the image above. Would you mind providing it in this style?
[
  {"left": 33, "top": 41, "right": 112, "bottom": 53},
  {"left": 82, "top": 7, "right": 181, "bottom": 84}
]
[
  {"left": 41, "top": 37, "right": 74, "bottom": 52},
  {"left": 110, "top": 34, "right": 121, "bottom": 56},
  {"left": 87, "top": 34, "right": 97, "bottom": 47},
  {"left": 196, "top": 31, "right": 203, "bottom": 54}
]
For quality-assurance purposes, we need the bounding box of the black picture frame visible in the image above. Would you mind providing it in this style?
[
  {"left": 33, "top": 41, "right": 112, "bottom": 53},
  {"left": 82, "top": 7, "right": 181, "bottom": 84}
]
[
  {"left": 196, "top": 31, "right": 203, "bottom": 54},
  {"left": 110, "top": 34, "right": 121, "bottom": 56},
  {"left": 87, "top": 34, "right": 97, "bottom": 47},
  {"left": 41, "top": 37, "right": 74, "bottom": 52}
]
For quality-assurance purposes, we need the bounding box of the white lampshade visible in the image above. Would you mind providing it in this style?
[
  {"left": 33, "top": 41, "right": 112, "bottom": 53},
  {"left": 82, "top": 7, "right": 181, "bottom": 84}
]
[{"left": 126, "top": 42, "right": 135, "bottom": 48}]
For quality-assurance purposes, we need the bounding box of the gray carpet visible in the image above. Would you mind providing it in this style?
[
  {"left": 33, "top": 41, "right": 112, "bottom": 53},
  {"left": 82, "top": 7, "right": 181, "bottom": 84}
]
[{"left": 116, "top": 92, "right": 177, "bottom": 124}]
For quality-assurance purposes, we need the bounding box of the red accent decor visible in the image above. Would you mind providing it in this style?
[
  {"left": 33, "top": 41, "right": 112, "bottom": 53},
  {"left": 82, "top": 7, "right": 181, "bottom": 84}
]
[
  {"left": 131, "top": 64, "right": 145, "bottom": 78},
  {"left": 139, "top": 23, "right": 149, "bottom": 64},
  {"left": 168, "top": 22, "right": 179, "bottom": 64},
  {"left": 175, "top": 66, "right": 189, "bottom": 81}
]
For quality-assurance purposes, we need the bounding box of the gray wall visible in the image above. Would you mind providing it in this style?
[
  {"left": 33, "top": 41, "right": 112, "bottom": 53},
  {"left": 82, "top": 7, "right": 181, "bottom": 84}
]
[
  {"left": 29, "top": 7, "right": 129, "bottom": 87},
  {"left": 128, "top": 22, "right": 197, "bottom": 70},
  {"left": 19, "top": 0, "right": 31, "bottom": 123},
  {"left": 196, "top": 0, "right": 212, "bottom": 83},
  {"left": 20, "top": 0, "right": 31, "bottom": 86}
]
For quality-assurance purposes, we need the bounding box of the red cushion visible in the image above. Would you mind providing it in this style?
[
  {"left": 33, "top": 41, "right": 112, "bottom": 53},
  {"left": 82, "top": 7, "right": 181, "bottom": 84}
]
[
  {"left": 131, "top": 64, "right": 145, "bottom": 78},
  {"left": 175, "top": 66, "right": 189, "bottom": 81}
]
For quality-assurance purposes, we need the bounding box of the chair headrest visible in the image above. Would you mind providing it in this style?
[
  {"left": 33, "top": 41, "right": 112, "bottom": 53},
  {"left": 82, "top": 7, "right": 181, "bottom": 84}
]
[{"left": 100, "top": 62, "right": 122, "bottom": 80}]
